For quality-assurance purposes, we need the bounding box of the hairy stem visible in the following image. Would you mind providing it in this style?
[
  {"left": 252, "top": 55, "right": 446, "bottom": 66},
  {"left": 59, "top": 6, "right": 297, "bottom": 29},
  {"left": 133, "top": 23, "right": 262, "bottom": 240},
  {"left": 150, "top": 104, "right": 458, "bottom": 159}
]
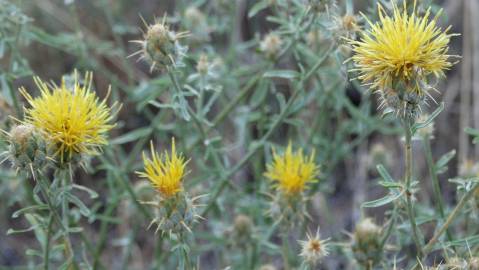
[{"left": 403, "top": 119, "right": 423, "bottom": 257}]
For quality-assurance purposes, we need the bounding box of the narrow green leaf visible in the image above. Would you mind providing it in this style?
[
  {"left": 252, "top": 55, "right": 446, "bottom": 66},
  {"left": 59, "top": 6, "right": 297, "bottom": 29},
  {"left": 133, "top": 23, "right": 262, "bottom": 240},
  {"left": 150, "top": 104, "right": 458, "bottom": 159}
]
[
  {"left": 110, "top": 127, "right": 152, "bottom": 145},
  {"left": 263, "top": 70, "right": 299, "bottom": 80},
  {"left": 362, "top": 192, "right": 403, "bottom": 208}
]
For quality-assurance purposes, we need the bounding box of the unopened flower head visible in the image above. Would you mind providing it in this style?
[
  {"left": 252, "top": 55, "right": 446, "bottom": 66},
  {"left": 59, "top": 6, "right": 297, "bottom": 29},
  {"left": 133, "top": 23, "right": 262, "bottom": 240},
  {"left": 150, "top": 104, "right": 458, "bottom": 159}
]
[
  {"left": 5, "top": 124, "right": 50, "bottom": 174},
  {"left": 130, "top": 16, "right": 188, "bottom": 72},
  {"left": 348, "top": 1, "right": 458, "bottom": 118},
  {"left": 352, "top": 218, "right": 383, "bottom": 267},
  {"left": 298, "top": 228, "right": 330, "bottom": 266},
  {"left": 137, "top": 137, "right": 188, "bottom": 198},
  {"left": 231, "top": 214, "right": 254, "bottom": 246},
  {"left": 21, "top": 72, "right": 117, "bottom": 165},
  {"left": 265, "top": 142, "right": 319, "bottom": 196}
]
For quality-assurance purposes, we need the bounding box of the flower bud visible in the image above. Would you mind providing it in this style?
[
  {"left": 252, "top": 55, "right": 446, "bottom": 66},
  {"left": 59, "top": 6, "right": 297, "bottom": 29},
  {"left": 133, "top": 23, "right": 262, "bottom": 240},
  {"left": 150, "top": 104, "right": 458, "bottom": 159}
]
[
  {"left": 144, "top": 23, "right": 177, "bottom": 68},
  {"left": 352, "top": 218, "right": 383, "bottom": 267},
  {"left": 8, "top": 124, "right": 50, "bottom": 174},
  {"left": 231, "top": 214, "right": 254, "bottom": 247}
]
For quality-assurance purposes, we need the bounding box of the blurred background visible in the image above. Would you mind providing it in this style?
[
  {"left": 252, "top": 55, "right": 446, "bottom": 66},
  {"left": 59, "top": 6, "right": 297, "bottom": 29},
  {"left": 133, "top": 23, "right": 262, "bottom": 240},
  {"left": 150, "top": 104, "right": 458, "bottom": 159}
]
[{"left": 0, "top": 0, "right": 478, "bottom": 269}]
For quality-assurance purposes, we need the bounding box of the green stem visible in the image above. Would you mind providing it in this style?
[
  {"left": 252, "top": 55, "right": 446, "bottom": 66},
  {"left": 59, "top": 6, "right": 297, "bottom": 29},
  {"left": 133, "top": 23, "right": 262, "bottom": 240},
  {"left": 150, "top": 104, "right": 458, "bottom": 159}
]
[
  {"left": 422, "top": 183, "right": 479, "bottom": 255},
  {"left": 403, "top": 119, "right": 423, "bottom": 257},
  {"left": 380, "top": 205, "right": 398, "bottom": 248},
  {"left": 44, "top": 214, "right": 54, "bottom": 270},
  {"left": 422, "top": 136, "right": 453, "bottom": 242},
  {"left": 36, "top": 172, "right": 77, "bottom": 269},
  {"left": 281, "top": 233, "right": 291, "bottom": 270},
  {"left": 7, "top": 79, "right": 22, "bottom": 118}
]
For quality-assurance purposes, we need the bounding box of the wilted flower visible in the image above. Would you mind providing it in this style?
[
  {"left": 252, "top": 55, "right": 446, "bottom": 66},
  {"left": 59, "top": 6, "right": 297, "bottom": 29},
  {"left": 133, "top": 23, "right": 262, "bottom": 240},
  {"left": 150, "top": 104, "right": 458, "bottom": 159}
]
[
  {"left": 260, "top": 33, "right": 283, "bottom": 60},
  {"left": 298, "top": 228, "right": 330, "bottom": 266},
  {"left": 348, "top": 1, "right": 458, "bottom": 119},
  {"left": 21, "top": 72, "right": 117, "bottom": 166}
]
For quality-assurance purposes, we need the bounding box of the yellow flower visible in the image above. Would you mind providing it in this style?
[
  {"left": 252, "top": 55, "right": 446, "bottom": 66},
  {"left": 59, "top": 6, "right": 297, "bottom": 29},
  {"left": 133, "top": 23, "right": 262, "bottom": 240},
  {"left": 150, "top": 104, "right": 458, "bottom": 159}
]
[
  {"left": 348, "top": 0, "right": 457, "bottom": 93},
  {"left": 137, "top": 138, "right": 188, "bottom": 198},
  {"left": 21, "top": 72, "right": 117, "bottom": 163},
  {"left": 264, "top": 142, "right": 319, "bottom": 196}
]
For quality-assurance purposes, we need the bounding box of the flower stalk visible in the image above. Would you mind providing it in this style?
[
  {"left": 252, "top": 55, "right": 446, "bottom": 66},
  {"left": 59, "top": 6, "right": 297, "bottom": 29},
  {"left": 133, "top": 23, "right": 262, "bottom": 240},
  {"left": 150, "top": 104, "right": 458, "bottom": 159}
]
[{"left": 402, "top": 118, "right": 423, "bottom": 258}]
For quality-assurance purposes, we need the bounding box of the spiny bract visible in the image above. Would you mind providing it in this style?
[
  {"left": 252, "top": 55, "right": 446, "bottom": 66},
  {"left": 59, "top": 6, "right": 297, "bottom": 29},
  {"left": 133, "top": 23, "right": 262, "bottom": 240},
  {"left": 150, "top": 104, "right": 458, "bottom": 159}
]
[
  {"left": 137, "top": 138, "right": 188, "bottom": 198},
  {"left": 21, "top": 72, "right": 117, "bottom": 164},
  {"left": 264, "top": 142, "right": 319, "bottom": 196},
  {"left": 348, "top": 0, "right": 457, "bottom": 95}
]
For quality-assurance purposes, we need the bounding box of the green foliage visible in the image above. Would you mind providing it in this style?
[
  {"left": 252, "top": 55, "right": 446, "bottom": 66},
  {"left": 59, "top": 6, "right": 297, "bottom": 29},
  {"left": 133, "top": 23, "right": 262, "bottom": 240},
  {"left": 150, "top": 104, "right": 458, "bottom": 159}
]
[{"left": 0, "top": 0, "right": 476, "bottom": 270}]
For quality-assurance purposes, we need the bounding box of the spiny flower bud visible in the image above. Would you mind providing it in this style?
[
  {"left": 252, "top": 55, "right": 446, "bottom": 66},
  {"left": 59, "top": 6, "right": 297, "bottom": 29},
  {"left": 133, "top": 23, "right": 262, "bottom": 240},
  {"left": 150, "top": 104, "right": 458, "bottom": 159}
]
[
  {"left": 352, "top": 218, "right": 383, "bottom": 267},
  {"left": 130, "top": 17, "right": 188, "bottom": 72},
  {"left": 7, "top": 124, "right": 50, "bottom": 174},
  {"left": 231, "top": 214, "right": 254, "bottom": 247},
  {"left": 260, "top": 33, "right": 282, "bottom": 60}
]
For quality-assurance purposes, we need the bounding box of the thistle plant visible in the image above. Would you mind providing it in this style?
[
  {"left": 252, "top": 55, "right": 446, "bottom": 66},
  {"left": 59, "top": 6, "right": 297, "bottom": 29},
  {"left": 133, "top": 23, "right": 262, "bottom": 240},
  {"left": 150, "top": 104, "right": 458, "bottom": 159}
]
[
  {"left": 4, "top": 72, "right": 117, "bottom": 268},
  {"left": 1, "top": 0, "right": 476, "bottom": 269},
  {"left": 136, "top": 137, "right": 203, "bottom": 269}
]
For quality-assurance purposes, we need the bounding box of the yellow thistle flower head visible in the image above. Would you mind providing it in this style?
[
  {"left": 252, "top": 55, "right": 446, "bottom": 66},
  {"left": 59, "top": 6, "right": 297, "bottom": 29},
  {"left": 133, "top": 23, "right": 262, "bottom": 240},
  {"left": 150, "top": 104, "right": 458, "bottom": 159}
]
[
  {"left": 21, "top": 72, "right": 117, "bottom": 165},
  {"left": 348, "top": 0, "right": 458, "bottom": 95},
  {"left": 137, "top": 138, "right": 188, "bottom": 198},
  {"left": 264, "top": 142, "right": 319, "bottom": 196}
]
